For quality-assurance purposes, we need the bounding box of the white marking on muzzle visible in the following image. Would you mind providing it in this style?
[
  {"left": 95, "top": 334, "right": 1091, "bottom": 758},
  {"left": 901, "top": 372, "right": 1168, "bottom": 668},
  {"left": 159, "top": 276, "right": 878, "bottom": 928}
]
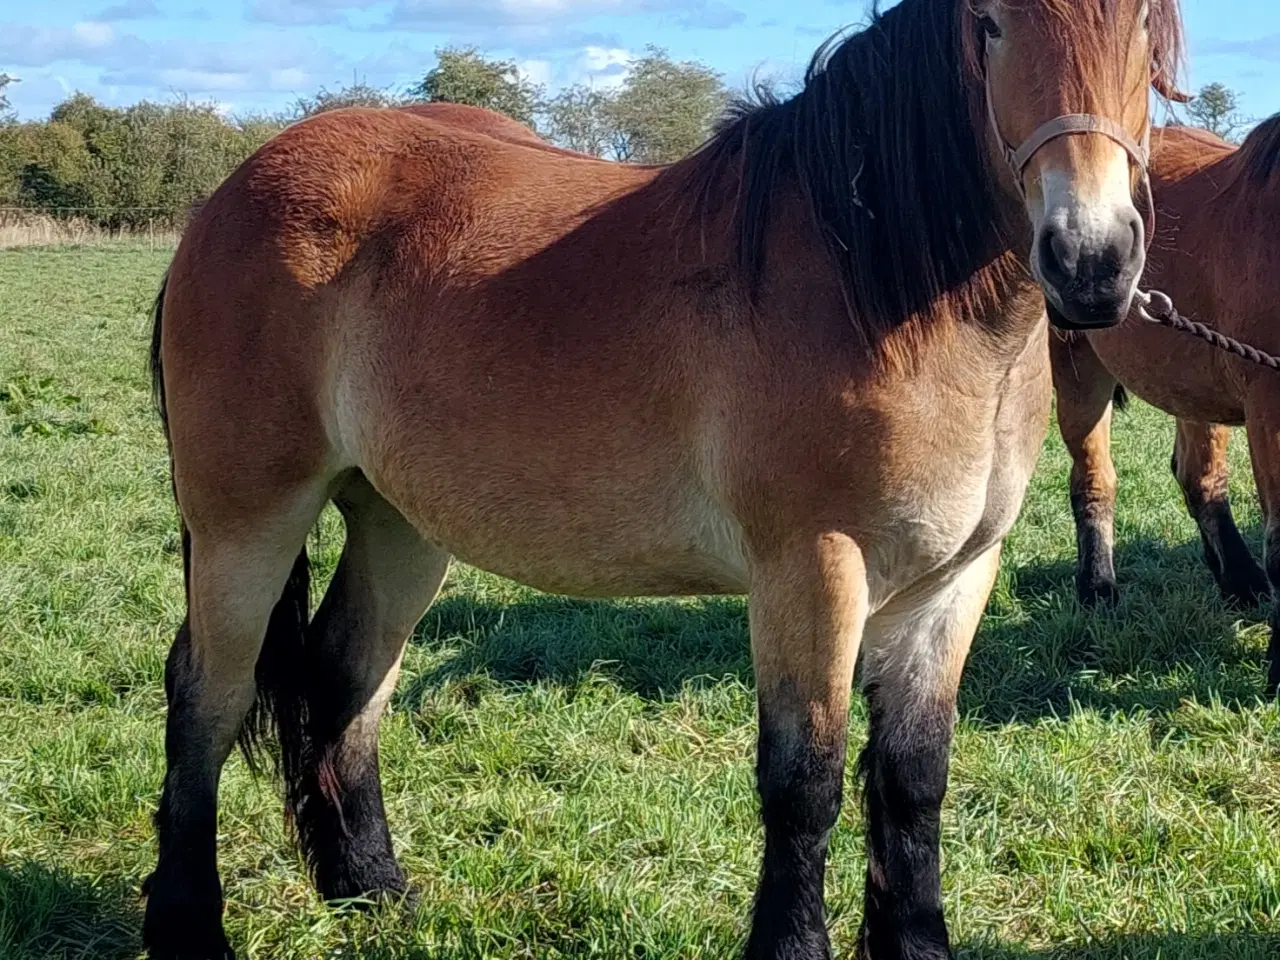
[{"left": 1030, "top": 143, "right": 1143, "bottom": 309}]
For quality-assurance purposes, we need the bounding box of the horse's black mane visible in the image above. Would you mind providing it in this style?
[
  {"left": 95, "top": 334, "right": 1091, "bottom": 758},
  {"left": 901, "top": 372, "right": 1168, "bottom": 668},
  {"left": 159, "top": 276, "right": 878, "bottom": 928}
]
[{"left": 687, "top": 0, "right": 1005, "bottom": 339}]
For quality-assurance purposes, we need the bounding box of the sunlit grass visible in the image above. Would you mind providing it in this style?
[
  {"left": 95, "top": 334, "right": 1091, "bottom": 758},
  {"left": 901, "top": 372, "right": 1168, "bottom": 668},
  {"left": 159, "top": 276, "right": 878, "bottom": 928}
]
[{"left": 2, "top": 247, "right": 1278, "bottom": 959}]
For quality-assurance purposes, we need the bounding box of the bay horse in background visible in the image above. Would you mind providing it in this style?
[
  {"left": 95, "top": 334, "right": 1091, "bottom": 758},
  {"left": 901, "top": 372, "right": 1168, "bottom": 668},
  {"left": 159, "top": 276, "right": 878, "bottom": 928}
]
[
  {"left": 1052, "top": 114, "right": 1280, "bottom": 689},
  {"left": 145, "top": 1, "right": 1182, "bottom": 957}
]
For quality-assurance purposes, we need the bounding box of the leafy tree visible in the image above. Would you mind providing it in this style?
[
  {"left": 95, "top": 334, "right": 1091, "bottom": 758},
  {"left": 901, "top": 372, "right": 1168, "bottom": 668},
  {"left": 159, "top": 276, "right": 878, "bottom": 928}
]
[
  {"left": 0, "top": 73, "right": 16, "bottom": 123},
  {"left": 542, "top": 49, "right": 727, "bottom": 163},
  {"left": 293, "top": 77, "right": 403, "bottom": 118},
  {"left": 0, "top": 93, "right": 284, "bottom": 225},
  {"left": 544, "top": 84, "right": 614, "bottom": 157},
  {"left": 604, "top": 46, "right": 726, "bottom": 163},
  {"left": 409, "top": 47, "right": 541, "bottom": 127},
  {"left": 1187, "top": 82, "right": 1247, "bottom": 142}
]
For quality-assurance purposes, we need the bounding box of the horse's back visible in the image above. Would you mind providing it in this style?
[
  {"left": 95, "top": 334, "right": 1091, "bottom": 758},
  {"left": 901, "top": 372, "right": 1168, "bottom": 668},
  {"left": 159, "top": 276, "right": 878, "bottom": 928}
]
[
  {"left": 392, "top": 102, "right": 606, "bottom": 161},
  {"left": 164, "top": 105, "right": 655, "bottom": 395}
]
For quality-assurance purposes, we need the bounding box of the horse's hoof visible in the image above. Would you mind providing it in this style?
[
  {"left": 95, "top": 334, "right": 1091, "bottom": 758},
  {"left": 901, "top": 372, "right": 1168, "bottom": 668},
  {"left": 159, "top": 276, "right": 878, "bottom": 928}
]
[
  {"left": 1077, "top": 578, "right": 1119, "bottom": 607},
  {"left": 143, "top": 902, "right": 235, "bottom": 960},
  {"left": 1221, "top": 577, "right": 1271, "bottom": 610},
  {"left": 319, "top": 866, "right": 411, "bottom": 912}
]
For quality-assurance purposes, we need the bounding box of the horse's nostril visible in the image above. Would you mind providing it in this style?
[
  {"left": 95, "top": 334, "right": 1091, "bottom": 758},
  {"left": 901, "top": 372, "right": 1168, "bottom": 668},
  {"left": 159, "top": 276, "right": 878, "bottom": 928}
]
[
  {"left": 1037, "top": 225, "right": 1079, "bottom": 289},
  {"left": 1051, "top": 229, "right": 1078, "bottom": 275},
  {"left": 1123, "top": 209, "right": 1143, "bottom": 265}
]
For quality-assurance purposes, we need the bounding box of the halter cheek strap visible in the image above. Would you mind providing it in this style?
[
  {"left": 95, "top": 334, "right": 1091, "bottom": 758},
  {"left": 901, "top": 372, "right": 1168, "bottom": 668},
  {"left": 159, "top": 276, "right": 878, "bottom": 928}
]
[{"left": 983, "top": 58, "right": 1155, "bottom": 245}]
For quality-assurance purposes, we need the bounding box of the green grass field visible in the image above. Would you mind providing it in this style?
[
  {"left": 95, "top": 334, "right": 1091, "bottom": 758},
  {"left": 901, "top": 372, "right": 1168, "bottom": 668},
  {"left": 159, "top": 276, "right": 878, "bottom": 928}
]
[{"left": 2, "top": 246, "right": 1280, "bottom": 959}]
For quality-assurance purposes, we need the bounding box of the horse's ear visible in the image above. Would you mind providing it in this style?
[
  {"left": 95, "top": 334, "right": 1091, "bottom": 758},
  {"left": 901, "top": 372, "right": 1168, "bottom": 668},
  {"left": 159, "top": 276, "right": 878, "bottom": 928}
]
[{"left": 1154, "top": 74, "right": 1192, "bottom": 103}]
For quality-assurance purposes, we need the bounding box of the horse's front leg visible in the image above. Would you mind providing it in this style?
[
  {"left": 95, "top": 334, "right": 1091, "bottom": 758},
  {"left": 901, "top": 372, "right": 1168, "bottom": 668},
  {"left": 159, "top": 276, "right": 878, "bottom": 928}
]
[
  {"left": 856, "top": 545, "right": 1002, "bottom": 960},
  {"left": 745, "top": 532, "right": 868, "bottom": 960},
  {"left": 1049, "top": 331, "right": 1121, "bottom": 606}
]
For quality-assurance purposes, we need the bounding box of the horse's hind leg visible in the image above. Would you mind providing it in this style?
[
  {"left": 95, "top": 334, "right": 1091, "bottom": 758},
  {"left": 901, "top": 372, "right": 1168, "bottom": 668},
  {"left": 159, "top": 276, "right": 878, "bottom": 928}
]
[
  {"left": 288, "top": 474, "right": 450, "bottom": 901},
  {"left": 1172, "top": 419, "right": 1268, "bottom": 607},
  {"left": 144, "top": 485, "right": 328, "bottom": 960},
  {"left": 1050, "top": 331, "right": 1121, "bottom": 605}
]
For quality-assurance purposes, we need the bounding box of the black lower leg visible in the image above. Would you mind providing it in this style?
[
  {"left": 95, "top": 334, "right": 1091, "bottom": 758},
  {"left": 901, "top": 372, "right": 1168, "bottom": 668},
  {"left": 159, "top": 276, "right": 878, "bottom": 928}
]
[
  {"left": 857, "top": 690, "right": 954, "bottom": 960},
  {"left": 1071, "top": 490, "right": 1117, "bottom": 606},
  {"left": 144, "top": 624, "right": 235, "bottom": 960},
  {"left": 1195, "top": 500, "right": 1268, "bottom": 607},
  {"left": 296, "top": 717, "right": 404, "bottom": 902},
  {"left": 745, "top": 708, "right": 846, "bottom": 960},
  {"left": 288, "top": 646, "right": 405, "bottom": 903}
]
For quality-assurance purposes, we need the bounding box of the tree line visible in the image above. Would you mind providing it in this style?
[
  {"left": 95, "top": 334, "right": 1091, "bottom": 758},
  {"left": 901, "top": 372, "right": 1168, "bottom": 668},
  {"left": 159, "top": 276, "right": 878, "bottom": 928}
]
[
  {"left": 0, "top": 49, "right": 1252, "bottom": 229},
  {"left": 0, "top": 47, "right": 726, "bottom": 227}
]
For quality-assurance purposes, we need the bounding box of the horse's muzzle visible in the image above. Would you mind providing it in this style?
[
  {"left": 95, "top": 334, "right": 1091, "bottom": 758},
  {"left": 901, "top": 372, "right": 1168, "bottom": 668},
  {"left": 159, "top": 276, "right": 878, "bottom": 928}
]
[{"left": 1036, "top": 210, "right": 1144, "bottom": 330}]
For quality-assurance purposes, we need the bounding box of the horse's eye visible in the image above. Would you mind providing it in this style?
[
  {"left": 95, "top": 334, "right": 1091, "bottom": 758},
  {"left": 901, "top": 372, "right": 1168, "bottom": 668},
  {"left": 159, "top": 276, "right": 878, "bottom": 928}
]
[{"left": 979, "top": 15, "right": 1002, "bottom": 40}]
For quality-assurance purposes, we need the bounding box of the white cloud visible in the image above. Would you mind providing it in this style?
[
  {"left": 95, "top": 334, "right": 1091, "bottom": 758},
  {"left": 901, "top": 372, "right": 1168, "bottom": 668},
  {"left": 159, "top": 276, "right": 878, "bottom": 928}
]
[
  {"left": 94, "top": 0, "right": 162, "bottom": 20},
  {"left": 0, "top": 23, "right": 140, "bottom": 66},
  {"left": 247, "top": 0, "right": 374, "bottom": 26},
  {"left": 73, "top": 22, "right": 116, "bottom": 48},
  {"left": 0, "top": 18, "right": 340, "bottom": 105},
  {"left": 269, "top": 67, "right": 311, "bottom": 89},
  {"left": 239, "top": 0, "right": 741, "bottom": 50},
  {"left": 581, "top": 45, "right": 630, "bottom": 71},
  {"left": 1199, "top": 34, "right": 1280, "bottom": 64},
  {"left": 151, "top": 68, "right": 251, "bottom": 91},
  {"left": 562, "top": 45, "right": 632, "bottom": 89},
  {"left": 517, "top": 59, "right": 553, "bottom": 86}
]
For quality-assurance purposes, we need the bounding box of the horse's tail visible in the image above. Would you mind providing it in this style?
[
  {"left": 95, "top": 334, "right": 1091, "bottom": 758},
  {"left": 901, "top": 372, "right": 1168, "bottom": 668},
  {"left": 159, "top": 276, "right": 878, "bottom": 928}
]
[
  {"left": 1112, "top": 384, "right": 1129, "bottom": 412},
  {"left": 237, "top": 546, "right": 312, "bottom": 805},
  {"left": 152, "top": 271, "right": 312, "bottom": 790},
  {"left": 150, "top": 274, "right": 170, "bottom": 435}
]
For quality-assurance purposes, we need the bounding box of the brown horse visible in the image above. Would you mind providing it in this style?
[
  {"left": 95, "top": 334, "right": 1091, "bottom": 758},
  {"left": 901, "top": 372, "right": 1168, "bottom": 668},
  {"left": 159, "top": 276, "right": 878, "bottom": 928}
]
[
  {"left": 145, "top": 2, "right": 1182, "bottom": 958},
  {"left": 1051, "top": 114, "right": 1280, "bottom": 686}
]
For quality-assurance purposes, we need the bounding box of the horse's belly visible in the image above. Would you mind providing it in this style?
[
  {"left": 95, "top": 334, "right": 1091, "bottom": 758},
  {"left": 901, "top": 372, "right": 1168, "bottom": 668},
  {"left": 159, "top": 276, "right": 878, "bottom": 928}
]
[
  {"left": 369, "top": 456, "right": 750, "bottom": 598},
  {"left": 1088, "top": 325, "right": 1246, "bottom": 424}
]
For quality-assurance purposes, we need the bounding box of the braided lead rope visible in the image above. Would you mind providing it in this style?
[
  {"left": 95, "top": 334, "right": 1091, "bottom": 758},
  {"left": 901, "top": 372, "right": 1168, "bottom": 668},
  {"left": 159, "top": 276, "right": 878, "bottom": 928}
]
[{"left": 1133, "top": 289, "right": 1280, "bottom": 373}]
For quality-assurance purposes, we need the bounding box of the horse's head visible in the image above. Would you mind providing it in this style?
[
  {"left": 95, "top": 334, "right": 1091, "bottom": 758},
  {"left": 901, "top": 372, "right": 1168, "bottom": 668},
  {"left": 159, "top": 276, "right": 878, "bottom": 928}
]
[{"left": 972, "top": 0, "right": 1184, "bottom": 330}]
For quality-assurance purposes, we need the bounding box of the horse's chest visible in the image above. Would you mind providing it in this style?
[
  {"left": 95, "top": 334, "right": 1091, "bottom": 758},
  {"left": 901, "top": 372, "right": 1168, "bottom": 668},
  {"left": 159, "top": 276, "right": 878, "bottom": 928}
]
[{"left": 863, "top": 341, "right": 1051, "bottom": 607}]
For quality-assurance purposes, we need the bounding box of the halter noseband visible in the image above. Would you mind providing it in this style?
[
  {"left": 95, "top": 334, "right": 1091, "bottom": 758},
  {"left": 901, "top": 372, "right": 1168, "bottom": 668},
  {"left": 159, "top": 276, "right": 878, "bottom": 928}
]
[{"left": 983, "top": 48, "right": 1155, "bottom": 243}]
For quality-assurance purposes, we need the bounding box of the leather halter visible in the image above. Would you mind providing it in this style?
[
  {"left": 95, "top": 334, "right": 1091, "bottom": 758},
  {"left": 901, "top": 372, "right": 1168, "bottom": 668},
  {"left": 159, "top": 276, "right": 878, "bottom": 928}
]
[{"left": 983, "top": 46, "right": 1155, "bottom": 244}]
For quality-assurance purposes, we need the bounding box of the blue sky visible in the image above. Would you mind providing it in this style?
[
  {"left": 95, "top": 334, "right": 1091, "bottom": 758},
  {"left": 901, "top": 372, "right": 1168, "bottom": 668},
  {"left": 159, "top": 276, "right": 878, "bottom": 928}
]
[{"left": 4, "top": 1, "right": 1278, "bottom": 123}]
